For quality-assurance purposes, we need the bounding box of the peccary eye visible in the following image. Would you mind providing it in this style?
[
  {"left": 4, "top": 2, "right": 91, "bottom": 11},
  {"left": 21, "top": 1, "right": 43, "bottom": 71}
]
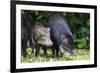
[
  {"left": 41, "top": 34, "right": 46, "bottom": 37},
  {"left": 67, "top": 44, "right": 71, "bottom": 48}
]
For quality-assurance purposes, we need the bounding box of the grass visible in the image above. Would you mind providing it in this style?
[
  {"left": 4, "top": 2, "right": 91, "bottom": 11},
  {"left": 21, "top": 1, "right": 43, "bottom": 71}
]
[{"left": 21, "top": 48, "right": 90, "bottom": 63}]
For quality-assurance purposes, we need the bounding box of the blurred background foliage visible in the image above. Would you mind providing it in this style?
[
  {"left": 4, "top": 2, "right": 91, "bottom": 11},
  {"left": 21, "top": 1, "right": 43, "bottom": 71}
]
[{"left": 22, "top": 10, "right": 90, "bottom": 49}]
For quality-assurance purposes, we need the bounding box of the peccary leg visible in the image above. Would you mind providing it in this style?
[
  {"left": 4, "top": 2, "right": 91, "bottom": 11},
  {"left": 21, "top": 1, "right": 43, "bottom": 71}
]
[
  {"left": 29, "top": 39, "right": 34, "bottom": 55},
  {"left": 22, "top": 40, "right": 27, "bottom": 57},
  {"left": 51, "top": 45, "right": 55, "bottom": 58},
  {"left": 42, "top": 46, "right": 47, "bottom": 57},
  {"left": 35, "top": 44, "right": 40, "bottom": 57},
  {"left": 55, "top": 45, "right": 60, "bottom": 57}
]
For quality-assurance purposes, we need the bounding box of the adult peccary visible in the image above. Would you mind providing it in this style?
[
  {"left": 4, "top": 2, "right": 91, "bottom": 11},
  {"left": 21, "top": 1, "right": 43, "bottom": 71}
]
[
  {"left": 47, "top": 14, "right": 74, "bottom": 57},
  {"left": 21, "top": 14, "right": 35, "bottom": 57}
]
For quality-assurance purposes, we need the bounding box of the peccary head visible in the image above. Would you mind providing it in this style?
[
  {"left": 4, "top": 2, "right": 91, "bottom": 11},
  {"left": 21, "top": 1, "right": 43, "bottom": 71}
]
[
  {"left": 59, "top": 34, "right": 74, "bottom": 55},
  {"left": 32, "top": 24, "right": 53, "bottom": 47}
]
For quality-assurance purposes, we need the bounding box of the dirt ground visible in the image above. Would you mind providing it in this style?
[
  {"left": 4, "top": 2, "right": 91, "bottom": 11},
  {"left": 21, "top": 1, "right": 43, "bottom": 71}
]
[{"left": 21, "top": 49, "right": 90, "bottom": 63}]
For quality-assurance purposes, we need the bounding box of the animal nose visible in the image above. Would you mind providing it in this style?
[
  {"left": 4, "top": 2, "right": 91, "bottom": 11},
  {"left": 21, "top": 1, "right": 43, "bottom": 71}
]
[{"left": 46, "top": 40, "right": 53, "bottom": 46}]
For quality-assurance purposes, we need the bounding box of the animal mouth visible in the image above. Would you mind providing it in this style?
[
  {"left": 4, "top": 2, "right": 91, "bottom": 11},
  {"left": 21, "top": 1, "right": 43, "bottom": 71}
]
[{"left": 60, "top": 44, "right": 72, "bottom": 56}]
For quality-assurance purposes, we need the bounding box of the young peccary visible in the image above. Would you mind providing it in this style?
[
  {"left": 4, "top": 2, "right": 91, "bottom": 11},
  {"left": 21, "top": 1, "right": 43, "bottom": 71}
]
[{"left": 32, "top": 23, "right": 53, "bottom": 57}]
